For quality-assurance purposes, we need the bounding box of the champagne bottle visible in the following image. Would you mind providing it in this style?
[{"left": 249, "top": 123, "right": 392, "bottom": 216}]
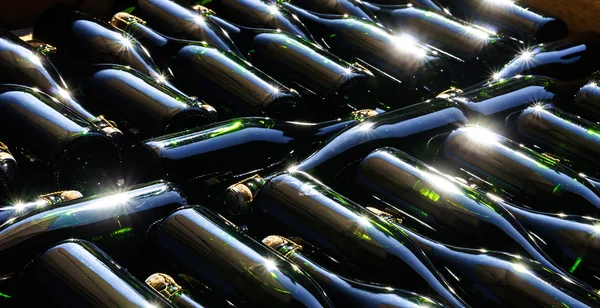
[
  {"left": 146, "top": 273, "right": 206, "bottom": 308},
  {"left": 134, "top": 0, "right": 243, "bottom": 57},
  {"left": 109, "top": 13, "right": 305, "bottom": 119},
  {"left": 150, "top": 207, "right": 333, "bottom": 307},
  {"left": 0, "top": 143, "right": 16, "bottom": 202},
  {"left": 443, "top": 126, "right": 600, "bottom": 216},
  {"left": 263, "top": 235, "right": 448, "bottom": 307},
  {"left": 429, "top": 0, "right": 568, "bottom": 43},
  {"left": 294, "top": 99, "right": 468, "bottom": 185},
  {"left": 32, "top": 44, "right": 217, "bottom": 140},
  {"left": 126, "top": 111, "right": 376, "bottom": 197},
  {"left": 575, "top": 80, "right": 600, "bottom": 122},
  {"left": 374, "top": 217, "right": 599, "bottom": 307},
  {"left": 277, "top": 2, "right": 459, "bottom": 102},
  {"left": 0, "top": 30, "right": 121, "bottom": 137},
  {"left": 0, "top": 85, "right": 121, "bottom": 194},
  {"left": 115, "top": 11, "right": 381, "bottom": 117},
  {"left": 0, "top": 190, "right": 82, "bottom": 227},
  {"left": 224, "top": 171, "right": 469, "bottom": 307},
  {"left": 354, "top": 147, "right": 576, "bottom": 275},
  {"left": 0, "top": 181, "right": 187, "bottom": 276},
  {"left": 494, "top": 33, "right": 600, "bottom": 81},
  {"left": 355, "top": 146, "right": 600, "bottom": 287},
  {"left": 177, "top": 0, "right": 316, "bottom": 43},
  {"left": 16, "top": 239, "right": 171, "bottom": 307}
]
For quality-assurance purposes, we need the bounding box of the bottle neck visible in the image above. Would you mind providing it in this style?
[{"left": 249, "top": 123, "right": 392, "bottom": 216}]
[
  {"left": 111, "top": 13, "right": 169, "bottom": 51},
  {"left": 280, "top": 3, "right": 329, "bottom": 33}
]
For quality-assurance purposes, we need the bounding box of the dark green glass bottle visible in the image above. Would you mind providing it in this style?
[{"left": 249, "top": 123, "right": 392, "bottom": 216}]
[
  {"left": 0, "top": 29, "right": 121, "bottom": 137},
  {"left": 355, "top": 146, "right": 600, "bottom": 287},
  {"left": 224, "top": 171, "right": 469, "bottom": 306},
  {"left": 0, "top": 85, "right": 121, "bottom": 194},
  {"left": 263, "top": 235, "right": 447, "bottom": 308},
  {"left": 17, "top": 239, "right": 171, "bottom": 307},
  {"left": 419, "top": 0, "right": 568, "bottom": 43},
  {"left": 443, "top": 126, "right": 600, "bottom": 217},
  {"left": 126, "top": 111, "right": 376, "bottom": 198},
  {"left": 109, "top": 12, "right": 305, "bottom": 120},
  {"left": 146, "top": 273, "right": 206, "bottom": 308},
  {"left": 150, "top": 206, "right": 333, "bottom": 307},
  {"left": 0, "top": 143, "right": 16, "bottom": 203},
  {"left": 0, "top": 190, "right": 82, "bottom": 227}
]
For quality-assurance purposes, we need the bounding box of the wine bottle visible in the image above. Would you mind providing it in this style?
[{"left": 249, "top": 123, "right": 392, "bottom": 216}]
[
  {"left": 0, "top": 30, "right": 121, "bottom": 137},
  {"left": 0, "top": 85, "right": 121, "bottom": 194},
  {"left": 134, "top": 0, "right": 243, "bottom": 58},
  {"left": 0, "top": 190, "right": 82, "bottom": 227},
  {"left": 126, "top": 111, "right": 376, "bottom": 197},
  {"left": 354, "top": 147, "right": 578, "bottom": 275},
  {"left": 355, "top": 146, "right": 600, "bottom": 287},
  {"left": 109, "top": 13, "right": 305, "bottom": 120},
  {"left": 0, "top": 180, "right": 187, "bottom": 277},
  {"left": 372, "top": 215, "right": 599, "bottom": 307},
  {"left": 294, "top": 99, "right": 468, "bottom": 185},
  {"left": 224, "top": 171, "right": 469, "bottom": 307},
  {"left": 575, "top": 80, "right": 600, "bottom": 122},
  {"left": 31, "top": 42, "right": 217, "bottom": 140},
  {"left": 272, "top": 0, "right": 379, "bottom": 22},
  {"left": 0, "top": 143, "right": 16, "bottom": 202},
  {"left": 362, "top": 0, "right": 444, "bottom": 11},
  {"left": 115, "top": 11, "right": 381, "bottom": 117},
  {"left": 150, "top": 206, "right": 333, "bottom": 307},
  {"left": 16, "top": 239, "right": 171, "bottom": 307},
  {"left": 494, "top": 33, "right": 600, "bottom": 81},
  {"left": 263, "top": 235, "right": 448, "bottom": 307},
  {"left": 443, "top": 126, "right": 600, "bottom": 216},
  {"left": 146, "top": 273, "right": 206, "bottom": 308},
  {"left": 177, "top": 0, "right": 316, "bottom": 43},
  {"left": 276, "top": 2, "right": 459, "bottom": 102},
  {"left": 430, "top": 0, "right": 568, "bottom": 43}
]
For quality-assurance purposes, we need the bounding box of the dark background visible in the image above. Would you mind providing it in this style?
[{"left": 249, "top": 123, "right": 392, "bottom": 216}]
[{"left": 0, "top": 0, "right": 598, "bottom": 33}]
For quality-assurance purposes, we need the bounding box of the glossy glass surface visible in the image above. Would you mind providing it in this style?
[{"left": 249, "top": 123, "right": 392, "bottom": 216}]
[
  {"left": 500, "top": 202, "right": 600, "bottom": 287},
  {"left": 20, "top": 240, "right": 169, "bottom": 307},
  {"left": 443, "top": 127, "right": 600, "bottom": 216},
  {"left": 127, "top": 116, "right": 364, "bottom": 190},
  {"left": 496, "top": 34, "right": 600, "bottom": 80},
  {"left": 0, "top": 85, "right": 120, "bottom": 192},
  {"left": 155, "top": 207, "right": 332, "bottom": 307},
  {"left": 0, "top": 181, "right": 187, "bottom": 275},
  {"left": 33, "top": 8, "right": 164, "bottom": 80},
  {"left": 400, "top": 226, "right": 597, "bottom": 307},
  {"left": 85, "top": 64, "right": 215, "bottom": 137},
  {"left": 516, "top": 105, "right": 600, "bottom": 175},
  {"left": 355, "top": 147, "right": 567, "bottom": 275},
  {"left": 0, "top": 30, "right": 100, "bottom": 124},
  {"left": 289, "top": 0, "right": 377, "bottom": 22},
  {"left": 279, "top": 243, "right": 446, "bottom": 307},
  {"left": 246, "top": 171, "right": 468, "bottom": 306},
  {"left": 201, "top": 0, "right": 315, "bottom": 42},
  {"left": 364, "top": 4, "right": 514, "bottom": 62},
  {"left": 575, "top": 82, "right": 600, "bottom": 122},
  {"left": 296, "top": 99, "right": 468, "bottom": 183},
  {"left": 434, "top": 0, "right": 568, "bottom": 43},
  {"left": 137, "top": 0, "right": 242, "bottom": 56},
  {"left": 282, "top": 3, "right": 455, "bottom": 101}
]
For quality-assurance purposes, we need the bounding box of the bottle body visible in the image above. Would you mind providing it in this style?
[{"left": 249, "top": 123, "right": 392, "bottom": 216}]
[
  {"left": 0, "top": 181, "right": 187, "bottom": 276},
  {"left": 126, "top": 113, "right": 373, "bottom": 197},
  {"left": 0, "top": 85, "right": 121, "bottom": 194},
  {"left": 434, "top": 0, "right": 568, "bottom": 43},
  {"left": 225, "top": 172, "right": 468, "bottom": 307},
  {"left": 152, "top": 207, "right": 333, "bottom": 307},
  {"left": 17, "top": 239, "right": 170, "bottom": 307},
  {"left": 0, "top": 143, "right": 17, "bottom": 203},
  {"left": 443, "top": 126, "right": 600, "bottom": 216}
]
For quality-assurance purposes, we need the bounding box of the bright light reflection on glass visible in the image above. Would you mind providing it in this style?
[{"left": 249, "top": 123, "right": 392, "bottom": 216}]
[
  {"left": 118, "top": 35, "right": 133, "bottom": 49},
  {"left": 29, "top": 55, "right": 42, "bottom": 66},
  {"left": 287, "top": 165, "right": 298, "bottom": 173},
  {"left": 156, "top": 75, "right": 166, "bottom": 84},
  {"left": 519, "top": 50, "right": 534, "bottom": 61},
  {"left": 487, "top": 0, "right": 515, "bottom": 6},
  {"left": 264, "top": 259, "right": 277, "bottom": 271},
  {"left": 393, "top": 34, "right": 427, "bottom": 58},
  {"left": 195, "top": 15, "right": 206, "bottom": 25},
  {"left": 58, "top": 87, "right": 71, "bottom": 99},
  {"left": 359, "top": 122, "right": 375, "bottom": 132},
  {"left": 463, "top": 126, "right": 500, "bottom": 146},
  {"left": 268, "top": 4, "right": 279, "bottom": 15},
  {"left": 512, "top": 263, "right": 530, "bottom": 274},
  {"left": 357, "top": 216, "right": 371, "bottom": 227}
]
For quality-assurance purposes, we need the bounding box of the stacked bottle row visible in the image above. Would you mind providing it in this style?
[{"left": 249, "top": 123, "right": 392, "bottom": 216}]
[{"left": 0, "top": 0, "right": 600, "bottom": 307}]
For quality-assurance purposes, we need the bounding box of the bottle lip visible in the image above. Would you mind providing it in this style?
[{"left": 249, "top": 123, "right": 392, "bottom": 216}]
[
  {"left": 224, "top": 182, "right": 254, "bottom": 215},
  {"left": 0, "top": 142, "right": 17, "bottom": 180}
]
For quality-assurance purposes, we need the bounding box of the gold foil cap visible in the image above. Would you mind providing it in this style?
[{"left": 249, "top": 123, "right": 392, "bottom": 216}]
[
  {"left": 37, "top": 190, "right": 83, "bottom": 205},
  {"left": 436, "top": 87, "right": 464, "bottom": 99},
  {"left": 262, "top": 235, "right": 302, "bottom": 257},
  {"left": 191, "top": 5, "right": 216, "bottom": 15},
  {"left": 110, "top": 12, "right": 147, "bottom": 29},
  {"left": 146, "top": 273, "right": 182, "bottom": 300},
  {"left": 351, "top": 109, "right": 378, "bottom": 120}
]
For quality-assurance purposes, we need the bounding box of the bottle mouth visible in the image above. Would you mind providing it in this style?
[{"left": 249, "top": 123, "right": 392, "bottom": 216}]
[
  {"left": 533, "top": 18, "right": 568, "bottom": 44},
  {"left": 0, "top": 142, "right": 17, "bottom": 180},
  {"left": 224, "top": 183, "right": 254, "bottom": 215},
  {"left": 145, "top": 273, "right": 182, "bottom": 301}
]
